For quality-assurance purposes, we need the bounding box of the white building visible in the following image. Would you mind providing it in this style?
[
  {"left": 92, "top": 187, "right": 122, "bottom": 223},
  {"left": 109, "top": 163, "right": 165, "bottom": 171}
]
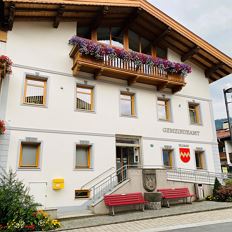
[{"left": 0, "top": 0, "right": 232, "bottom": 215}]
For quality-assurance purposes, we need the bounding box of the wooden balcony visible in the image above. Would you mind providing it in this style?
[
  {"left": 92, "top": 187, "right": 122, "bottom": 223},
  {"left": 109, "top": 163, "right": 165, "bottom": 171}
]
[
  {"left": 0, "top": 63, "right": 6, "bottom": 79},
  {"left": 70, "top": 45, "right": 186, "bottom": 93}
]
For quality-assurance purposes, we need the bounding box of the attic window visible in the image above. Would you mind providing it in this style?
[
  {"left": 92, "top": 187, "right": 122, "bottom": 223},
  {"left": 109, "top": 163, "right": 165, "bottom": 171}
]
[
  {"left": 97, "top": 27, "right": 123, "bottom": 48},
  {"left": 76, "top": 27, "right": 91, "bottom": 39},
  {"left": 128, "top": 30, "right": 152, "bottom": 55},
  {"left": 156, "top": 47, "right": 167, "bottom": 59}
]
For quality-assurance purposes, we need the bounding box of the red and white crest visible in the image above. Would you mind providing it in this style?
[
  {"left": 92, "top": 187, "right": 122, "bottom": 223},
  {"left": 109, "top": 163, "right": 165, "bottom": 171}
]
[{"left": 179, "top": 148, "right": 190, "bottom": 163}]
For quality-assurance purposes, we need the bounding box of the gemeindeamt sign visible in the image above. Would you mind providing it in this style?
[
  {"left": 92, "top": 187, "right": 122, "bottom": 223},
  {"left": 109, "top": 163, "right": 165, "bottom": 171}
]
[{"left": 162, "top": 128, "right": 200, "bottom": 136}]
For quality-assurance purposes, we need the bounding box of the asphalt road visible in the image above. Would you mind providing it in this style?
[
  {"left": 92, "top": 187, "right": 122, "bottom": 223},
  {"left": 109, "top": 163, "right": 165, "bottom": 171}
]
[{"left": 160, "top": 222, "right": 232, "bottom": 232}]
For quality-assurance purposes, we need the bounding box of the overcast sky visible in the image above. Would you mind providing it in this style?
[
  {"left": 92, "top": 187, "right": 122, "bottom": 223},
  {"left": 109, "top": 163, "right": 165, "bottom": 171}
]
[{"left": 148, "top": 0, "right": 232, "bottom": 120}]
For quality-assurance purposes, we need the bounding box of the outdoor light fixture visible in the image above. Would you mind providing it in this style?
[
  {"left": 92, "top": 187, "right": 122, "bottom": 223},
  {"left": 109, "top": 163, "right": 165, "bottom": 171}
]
[{"left": 223, "top": 85, "right": 232, "bottom": 141}]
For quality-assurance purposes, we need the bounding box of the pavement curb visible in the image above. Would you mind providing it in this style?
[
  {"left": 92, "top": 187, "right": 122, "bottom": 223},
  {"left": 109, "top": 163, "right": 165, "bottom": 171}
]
[{"left": 58, "top": 204, "right": 232, "bottom": 231}]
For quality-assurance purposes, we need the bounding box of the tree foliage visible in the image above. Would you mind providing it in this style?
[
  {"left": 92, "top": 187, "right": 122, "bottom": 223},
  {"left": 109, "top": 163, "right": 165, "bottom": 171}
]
[
  {"left": 0, "top": 169, "right": 39, "bottom": 226},
  {"left": 213, "top": 177, "right": 222, "bottom": 197}
]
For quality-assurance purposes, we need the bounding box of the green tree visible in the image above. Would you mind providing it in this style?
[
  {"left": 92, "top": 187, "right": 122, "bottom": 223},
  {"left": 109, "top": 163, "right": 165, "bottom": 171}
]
[
  {"left": 213, "top": 177, "right": 222, "bottom": 197},
  {"left": 0, "top": 169, "right": 39, "bottom": 226}
]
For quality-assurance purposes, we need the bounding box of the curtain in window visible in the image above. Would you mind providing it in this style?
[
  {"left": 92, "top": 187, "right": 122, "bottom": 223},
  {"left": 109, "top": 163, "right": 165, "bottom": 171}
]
[
  {"left": 76, "top": 147, "right": 89, "bottom": 167},
  {"left": 21, "top": 145, "right": 37, "bottom": 166}
]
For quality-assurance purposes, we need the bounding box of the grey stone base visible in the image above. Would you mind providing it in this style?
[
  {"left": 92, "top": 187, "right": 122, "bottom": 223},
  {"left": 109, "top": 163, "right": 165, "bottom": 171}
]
[
  {"left": 145, "top": 202, "right": 161, "bottom": 210},
  {"left": 44, "top": 208, "right": 58, "bottom": 219}
]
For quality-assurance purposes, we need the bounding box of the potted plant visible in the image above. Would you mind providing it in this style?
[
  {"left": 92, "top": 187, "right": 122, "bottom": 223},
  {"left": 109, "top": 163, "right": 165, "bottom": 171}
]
[
  {"left": 0, "top": 55, "right": 12, "bottom": 79},
  {"left": 0, "top": 120, "right": 6, "bottom": 134}
]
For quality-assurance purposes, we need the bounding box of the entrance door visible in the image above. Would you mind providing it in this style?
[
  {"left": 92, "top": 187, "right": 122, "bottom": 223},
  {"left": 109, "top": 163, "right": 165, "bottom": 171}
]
[{"left": 116, "top": 146, "right": 137, "bottom": 182}]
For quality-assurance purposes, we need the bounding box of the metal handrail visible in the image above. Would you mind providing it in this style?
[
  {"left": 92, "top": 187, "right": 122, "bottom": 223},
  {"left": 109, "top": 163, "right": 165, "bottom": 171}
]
[
  {"left": 168, "top": 167, "right": 232, "bottom": 177},
  {"left": 88, "top": 164, "right": 232, "bottom": 202},
  {"left": 91, "top": 165, "right": 128, "bottom": 203},
  {"left": 81, "top": 167, "right": 115, "bottom": 189},
  {"left": 166, "top": 167, "right": 232, "bottom": 184},
  {"left": 91, "top": 165, "right": 127, "bottom": 190}
]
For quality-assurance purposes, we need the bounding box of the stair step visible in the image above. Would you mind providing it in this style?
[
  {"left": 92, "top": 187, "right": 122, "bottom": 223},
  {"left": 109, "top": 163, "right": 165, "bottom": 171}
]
[{"left": 57, "top": 209, "right": 94, "bottom": 220}]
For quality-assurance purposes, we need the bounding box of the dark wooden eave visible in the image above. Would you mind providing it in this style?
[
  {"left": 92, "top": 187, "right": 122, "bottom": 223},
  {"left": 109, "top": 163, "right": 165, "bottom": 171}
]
[
  {"left": 0, "top": 0, "right": 231, "bottom": 82},
  {"left": 151, "top": 26, "right": 172, "bottom": 46},
  {"left": 53, "top": 4, "right": 65, "bottom": 28},
  {"left": 181, "top": 45, "right": 200, "bottom": 62},
  {"left": 116, "top": 7, "right": 142, "bottom": 37}
]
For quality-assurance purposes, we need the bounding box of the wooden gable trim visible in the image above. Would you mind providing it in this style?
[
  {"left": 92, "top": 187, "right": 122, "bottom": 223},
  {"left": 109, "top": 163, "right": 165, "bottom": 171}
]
[
  {"left": 3, "top": 0, "right": 142, "bottom": 7},
  {"left": 2, "top": 0, "right": 232, "bottom": 78},
  {"left": 141, "top": 0, "right": 232, "bottom": 68}
]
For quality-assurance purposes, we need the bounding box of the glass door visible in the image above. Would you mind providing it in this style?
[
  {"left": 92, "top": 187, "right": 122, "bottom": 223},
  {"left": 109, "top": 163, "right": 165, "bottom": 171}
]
[{"left": 116, "top": 147, "right": 129, "bottom": 182}]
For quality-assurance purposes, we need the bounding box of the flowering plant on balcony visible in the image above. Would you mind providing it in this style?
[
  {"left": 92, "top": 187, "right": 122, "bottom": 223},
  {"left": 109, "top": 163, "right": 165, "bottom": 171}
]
[
  {"left": 69, "top": 36, "right": 192, "bottom": 77},
  {"left": 0, "top": 55, "right": 12, "bottom": 78},
  {"left": 0, "top": 120, "right": 6, "bottom": 134}
]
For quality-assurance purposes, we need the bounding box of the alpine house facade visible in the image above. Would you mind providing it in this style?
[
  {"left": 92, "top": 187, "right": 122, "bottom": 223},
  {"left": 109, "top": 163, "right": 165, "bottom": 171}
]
[{"left": 0, "top": 0, "right": 232, "bottom": 214}]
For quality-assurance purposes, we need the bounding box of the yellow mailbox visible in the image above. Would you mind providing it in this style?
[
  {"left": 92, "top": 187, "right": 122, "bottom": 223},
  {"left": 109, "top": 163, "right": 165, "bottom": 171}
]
[{"left": 52, "top": 178, "right": 64, "bottom": 190}]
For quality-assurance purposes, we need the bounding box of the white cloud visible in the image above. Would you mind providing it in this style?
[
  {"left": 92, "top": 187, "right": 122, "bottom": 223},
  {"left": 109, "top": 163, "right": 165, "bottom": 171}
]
[{"left": 148, "top": 0, "right": 232, "bottom": 119}]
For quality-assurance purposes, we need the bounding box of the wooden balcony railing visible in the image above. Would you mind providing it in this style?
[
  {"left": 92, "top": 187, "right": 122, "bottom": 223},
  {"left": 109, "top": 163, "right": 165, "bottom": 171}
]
[
  {"left": 70, "top": 44, "right": 186, "bottom": 93},
  {"left": 24, "top": 96, "right": 44, "bottom": 105}
]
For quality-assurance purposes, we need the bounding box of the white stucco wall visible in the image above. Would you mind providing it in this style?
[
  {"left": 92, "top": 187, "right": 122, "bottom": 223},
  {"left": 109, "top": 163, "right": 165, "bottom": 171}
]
[
  {"left": 1, "top": 21, "right": 220, "bottom": 209},
  {"left": 225, "top": 140, "right": 232, "bottom": 164}
]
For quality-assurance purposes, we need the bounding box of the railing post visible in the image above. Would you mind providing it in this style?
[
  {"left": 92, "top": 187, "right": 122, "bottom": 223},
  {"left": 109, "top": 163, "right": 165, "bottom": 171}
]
[
  {"left": 93, "top": 186, "right": 96, "bottom": 202},
  {"left": 208, "top": 172, "right": 210, "bottom": 184}
]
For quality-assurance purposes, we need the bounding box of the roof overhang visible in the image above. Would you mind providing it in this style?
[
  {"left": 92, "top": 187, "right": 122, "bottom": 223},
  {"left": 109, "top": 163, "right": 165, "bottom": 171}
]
[{"left": 0, "top": 0, "right": 231, "bottom": 81}]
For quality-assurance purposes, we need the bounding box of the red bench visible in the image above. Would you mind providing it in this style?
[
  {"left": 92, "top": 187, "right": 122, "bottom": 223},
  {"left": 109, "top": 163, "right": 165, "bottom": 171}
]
[
  {"left": 157, "top": 187, "right": 194, "bottom": 208},
  {"left": 104, "top": 192, "right": 147, "bottom": 215}
]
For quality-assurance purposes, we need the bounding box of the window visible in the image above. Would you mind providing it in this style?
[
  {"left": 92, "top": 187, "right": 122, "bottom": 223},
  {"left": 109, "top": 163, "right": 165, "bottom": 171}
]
[
  {"left": 189, "top": 103, "right": 201, "bottom": 124},
  {"left": 157, "top": 98, "right": 171, "bottom": 121},
  {"left": 76, "top": 85, "right": 94, "bottom": 111},
  {"left": 162, "top": 149, "right": 173, "bottom": 168},
  {"left": 229, "top": 153, "right": 232, "bottom": 163},
  {"left": 76, "top": 26, "right": 91, "bottom": 39},
  {"left": 75, "top": 190, "right": 90, "bottom": 199},
  {"left": 195, "top": 151, "right": 205, "bottom": 169},
  {"left": 111, "top": 27, "right": 124, "bottom": 48},
  {"left": 24, "top": 77, "right": 47, "bottom": 105},
  {"left": 75, "top": 145, "right": 91, "bottom": 169},
  {"left": 97, "top": 27, "right": 124, "bottom": 48},
  {"left": 128, "top": 30, "right": 152, "bottom": 55},
  {"left": 19, "top": 142, "right": 40, "bottom": 168},
  {"left": 120, "top": 92, "right": 135, "bottom": 116},
  {"left": 141, "top": 37, "right": 151, "bottom": 55},
  {"left": 97, "top": 27, "right": 110, "bottom": 45},
  {"left": 129, "top": 30, "right": 140, "bottom": 52},
  {"left": 156, "top": 47, "right": 167, "bottom": 59}
]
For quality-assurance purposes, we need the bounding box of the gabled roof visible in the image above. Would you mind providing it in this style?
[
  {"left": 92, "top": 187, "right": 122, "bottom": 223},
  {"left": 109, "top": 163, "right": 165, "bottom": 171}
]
[{"left": 1, "top": 0, "right": 232, "bottom": 81}]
